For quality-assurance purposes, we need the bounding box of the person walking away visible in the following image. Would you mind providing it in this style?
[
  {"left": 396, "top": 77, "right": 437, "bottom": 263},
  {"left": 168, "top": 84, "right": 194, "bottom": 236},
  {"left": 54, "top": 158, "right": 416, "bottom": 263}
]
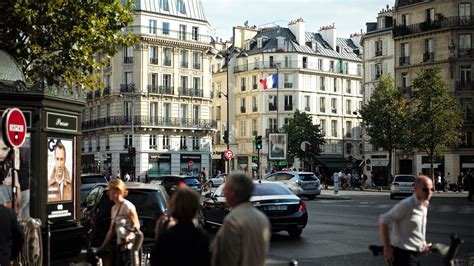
[
  {"left": 379, "top": 175, "right": 434, "bottom": 266},
  {"left": 457, "top": 172, "right": 464, "bottom": 192},
  {"left": 436, "top": 173, "right": 442, "bottom": 192},
  {"left": 0, "top": 204, "right": 24, "bottom": 265},
  {"left": 124, "top": 172, "right": 131, "bottom": 182},
  {"left": 99, "top": 179, "right": 140, "bottom": 265},
  {"left": 466, "top": 171, "right": 474, "bottom": 201},
  {"left": 211, "top": 171, "right": 271, "bottom": 266},
  {"left": 150, "top": 186, "right": 210, "bottom": 266}
]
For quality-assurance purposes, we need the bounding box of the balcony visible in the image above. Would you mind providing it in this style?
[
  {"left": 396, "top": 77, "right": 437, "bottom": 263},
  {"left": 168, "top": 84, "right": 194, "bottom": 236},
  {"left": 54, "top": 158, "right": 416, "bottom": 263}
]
[
  {"left": 124, "top": 57, "right": 133, "bottom": 64},
  {"left": 178, "top": 87, "right": 203, "bottom": 97},
  {"left": 94, "top": 90, "right": 101, "bottom": 98},
  {"left": 305, "top": 106, "right": 310, "bottom": 112},
  {"left": 284, "top": 105, "right": 293, "bottom": 111},
  {"left": 180, "top": 145, "right": 187, "bottom": 150},
  {"left": 103, "top": 86, "right": 111, "bottom": 96},
  {"left": 265, "top": 127, "right": 279, "bottom": 137},
  {"left": 233, "top": 60, "right": 362, "bottom": 76},
  {"left": 269, "top": 104, "right": 277, "bottom": 111},
  {"left": 180, "top": 61, "right": 189, "bottom": 68},
  {"left": 150, "top": 58, "right": 158, "bottom": 65},
  {"left": 375, "top": 50, "right": 383, "bottom": 57},
  {"left": 284, "top": 83, "right": 292, "bottom": 88},
  {"left": 86, "top": 92, "right": 93, "bottom": 100},
  {"left": 148, "top": 85, "right": 159, "bottom": 93},
  {"left": 163, "top": 60, "right": 172, "bottom": 66},
  {"left": 240, "top": 106, "right": 246, "bottom": 113},
  {"left": 81, "top": 116, "right": 217, "bottom": 131},
  {"left": 252, "top": 84, "right": 258, "bottom": 90},
  {"left": 393, "top": 16, "right": 474, "bottom": 37},
  {"left": 241, "top": 86, "right": 246, "bottom": 91},
  {"left": 459, "top": 48, "right": 474, "bottom": 58},
  {"left": 122, "top": 25, "right": 212, "bottom": 44},
  {"left": 399, "top": 56, "right": 410, "bottom": 66},
  {"left": 456, "top": 81, "right": 474, "bottom": 92},
  {"left": 193, "top": 63, "right": 201, "bottom": 70},
  {"left": 423, "top": 52, "right": 435, "bottom": 62},
  {"left": 160, "top": 86, "right": 174, "bottom": 95},
  {"left": 193, "top": 145, "right": 200, "bottom": 151},
  {"left": 252, "top": 106, "right": 257, "bottom": 112},
  {"left": 120, "top": 84, "right": 135, "bottom": 93}
]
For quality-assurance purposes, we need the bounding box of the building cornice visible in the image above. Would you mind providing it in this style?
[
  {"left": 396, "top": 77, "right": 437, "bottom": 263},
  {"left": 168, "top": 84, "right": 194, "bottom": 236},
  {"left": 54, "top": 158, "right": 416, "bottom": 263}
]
[{"left": 141, "top": 36, "right": 211, "bottom": 50}]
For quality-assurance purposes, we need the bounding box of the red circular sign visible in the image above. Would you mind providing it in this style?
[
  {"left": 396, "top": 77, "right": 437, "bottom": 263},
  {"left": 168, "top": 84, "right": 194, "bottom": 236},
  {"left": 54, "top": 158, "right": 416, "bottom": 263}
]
[
  {"left": 224, "top": 149, "right": 234, "bottom": 159},
  {"left": 2, "top": 108, "right": 27, "bottom": 148}
]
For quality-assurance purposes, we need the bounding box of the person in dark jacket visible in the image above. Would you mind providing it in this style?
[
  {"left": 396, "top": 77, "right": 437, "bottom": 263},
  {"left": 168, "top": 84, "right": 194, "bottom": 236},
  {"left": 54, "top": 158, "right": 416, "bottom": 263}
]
[
  {"left": 150, "top": 186, "right": 210, "bottom": 266},
  {"left": 0, "top": 205, "right": 24, "bottom": 265}
]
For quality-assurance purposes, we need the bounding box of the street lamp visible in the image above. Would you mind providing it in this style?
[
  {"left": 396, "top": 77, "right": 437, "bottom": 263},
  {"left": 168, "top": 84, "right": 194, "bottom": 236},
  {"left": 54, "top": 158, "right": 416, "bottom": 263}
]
[{"left": 120, "top": 85, "right": 137, "bottom": 179}]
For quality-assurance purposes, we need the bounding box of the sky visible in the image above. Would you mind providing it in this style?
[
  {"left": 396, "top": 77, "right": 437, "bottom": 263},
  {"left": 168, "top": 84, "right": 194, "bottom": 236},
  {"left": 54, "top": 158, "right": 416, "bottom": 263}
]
[{"left": 201, "top": 0, "right": 394, "bottom": 41}]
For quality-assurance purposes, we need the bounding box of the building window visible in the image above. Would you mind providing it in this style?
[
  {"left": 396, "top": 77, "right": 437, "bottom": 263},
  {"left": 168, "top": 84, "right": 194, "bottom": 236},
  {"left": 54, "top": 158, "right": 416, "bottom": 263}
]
[
  {"left": 192, "top": 136, "right": 199, "bottom": 150},
  {"left": 461, "top": 98, "right": 473, "bottom": 120},
  {"left": 269, "top": 118, "right": 277, "bottom": 131},
  {"left": 149, "top": 19, "right": 157, "bottom": 34},
  {"left": 459, "top": 34, "right": 472, "bottom": 56},
  {"left": 180, "top": 136, "right": 187, "bottom": 149},
  {"left": 160, "top": 0, "right": 169, "bottom": 11},
  {"left": 96, "top": 106, "right": 101, "bottom": 119},
  {"left": 180, "top": 50, "right": 188, "bottom": 68},
  {"left": 193, "top": 77, "right": 200, "bottom": 94},
  {"left": 163, "top": 48, "right": 171, "bottom": 66},
  {"left": 180, "top": 76, "right": 188, "bottom": 90},
  {"left": 179, "top": 24, "right": 187, "bottom": 40},
  {"left": 400, "top": 43, "right": 410, "bottom": 65},
  {"left": 150, "top": 102, "right": 158, "bottom": 124},
  {"left": 269, "top": 95, "right": 277, "bottom": 111},
  {"left": 193, "top": 105, "right": 199, "bottom": 121},
  {"left": 252, "top": 119, "right": 257, "bottom": 135},
  {"left": 192, "top": 26, "right": 199, "bottom": 41},
  {"left": 319, "top": 97, "right": 326, "bottom": 113},
  {"left": 331, "top": 98, "right": 337, "bottom": 114},
  {"left": 193, "top": 52, "right": 201, "bottom": 69},
  {"left": 284, "top": 74, "right": 292, "bottom": 88},
  {"left": 460, "top": 3, "right": 472, "bottom": 17},
  {"left": 252, "top": 76, "right": 257, "bottom": 90},
  {"left": 375, "top": 40, "right": 382, "bottom": 57},
  {"left": 181, "top": 104, "right": 188, "bottom": 121},
  {"left": 123, "top": 45, "right": 133, "bottom": 63},
  {"left": 162, "top": 135, "right": 169, "bottom": 149},
  {"left": 375, "top": 63, "right": 383, "bottom": 79},
  {"left": 241, "top": 77, "right": 246, "bottom": 91},
  {"left": 346, "top": 80, "right": 351, "bottom": 94},
  {"left": 424, "top": 38, "right": 434, "bottom": 62},
  {"left": 377, "top": 16, "right": 385, "bottom": 30},
  {"left": 240, "top": 98, "right": 246, "bottom": 113},
  {"left": 318, "top": 59, "right": 323, "bottom": 70},
  {"left": 333, "top": 77, "right": 337, "bottom": 92},
  {"left": 345, "top": 121, "right": 352, "bottom": 138},
  {"left": 426, "top": 8, "right": 435, "bottom": 22},
  {"left": 284, "top": 95, "right": 293, "bottom": 111},
  {"left": 177, "top": 0, "right": 186, "bottom": 14},
  {"left": 346, "top": 99, "right": 352, "bottom": 115},
  {"left": 163, "top": 74, "right": 172, "bottom": 90},
  {"left": 329, "top": 60, "right": 335, "bottom": 72},
  {"left": 216, "top": 106, "right": 221, "bottom": 120},
  {"left": 320, "top": 119, "right": 326, "bottom": 136},
  {"left": 284, "top": 56, "right": 291, "bottom": 68},
  {"left": 252, "top": 96, "right": 257, "bottom": 112},
  {"left": 331, "top": 120, "right": 337, "bottom": 137},
  {"left": 320, "top": 77, "right": 325, "bottom": 91},
  {"left": 125, "top": 134, "right": 132, "bottom": 147},
  {"left": 163, "top": 103, "right": 171, "bottom": 122},
  {"left": 401, "top": 13, "right": 411, "bottom": 25},
  {"left": 401, "top": 73, "right": 409, "bottom": 89},
  {"left": 150, "top": 46, "right": 158, "bottom": 64},
  {"left": 304, "top": 96, "right": 310, "bottom": 112},
  {"left": 150, "top": 135, "right": 157, "bottom": 149},
  {"left": 163, "top": 22, "right": 170, "bottom": 35},
  {"left": 461, "top": 66, "right": 472, "bottom": 84},
  {"left": 124, "top": 101, "right": 132, "bottom": 118},
  {"left": 240, "top": 120, "right": 246, "bottom": 137}
]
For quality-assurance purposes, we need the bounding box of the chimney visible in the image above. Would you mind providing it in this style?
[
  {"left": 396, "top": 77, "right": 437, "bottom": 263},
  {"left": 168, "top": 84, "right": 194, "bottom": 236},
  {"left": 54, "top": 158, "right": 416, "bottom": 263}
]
[
  {"left": 232, "top": 25, "right": 258, "bottom": 49},
  {"left": 288, "top": 18, "right": 305, "bottom": 46},
  {"left": 319, "top": 23, "right": 337, "bottom": 51}
]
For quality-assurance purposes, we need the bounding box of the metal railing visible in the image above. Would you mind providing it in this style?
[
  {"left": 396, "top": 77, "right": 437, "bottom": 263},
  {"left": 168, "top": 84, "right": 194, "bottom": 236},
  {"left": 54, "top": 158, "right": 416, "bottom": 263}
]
[
  {"left": 150, "top": 58, "right": 158, "bottom": 65},
  {"left": 393, "top": 15, "right": 474, "bottom": 37},
  {"left": 122, "top": 25, "right": 212, "bottom": 44},
  {"left": 423, "top": 52, "right": 435, "bottom": 62},
  {"left": 120, "top": 84, "right": 135, "bottom": 93},
  {"left": 233, "top": 60, "right": 361, "bottom": 76},
  {"left": 124, "top": 57, "right": 133, "bottom": 64},
  {"left": 82, "top": 116, "right": 217, "bottom": 130},
  {"left": 94, "top": 90, "right": 101, "bottom": 98},
  {"left": 399, "top": 56, "right": 410, "bottom": 66},
  {"left": 147, "top": 85, "right": 174, "bottom": 95},
  {"left": 459, "top": 48, "right": 474, "bottom": 58},
  {"left": 178, "top": 87, "right": 203, "bottom": 97},
  {"left": 104, "top": 86, "right": 111, "bottom": 95}
]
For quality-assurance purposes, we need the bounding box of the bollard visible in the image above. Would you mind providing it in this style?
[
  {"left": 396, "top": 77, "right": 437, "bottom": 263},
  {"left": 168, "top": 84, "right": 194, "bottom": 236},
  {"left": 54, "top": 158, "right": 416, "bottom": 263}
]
[
  {"left": 334, "top": 179, "right": 339, "bottom": 196},
  {"left": 289, "top": 259, "right": 298, "bottom": 265}
]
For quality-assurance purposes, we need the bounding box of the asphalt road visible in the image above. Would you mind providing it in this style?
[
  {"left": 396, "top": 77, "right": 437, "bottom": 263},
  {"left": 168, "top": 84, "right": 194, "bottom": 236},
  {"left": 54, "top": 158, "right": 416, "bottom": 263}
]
[{"left": 266, "top": 189, "right": 474, "bottom": 266}]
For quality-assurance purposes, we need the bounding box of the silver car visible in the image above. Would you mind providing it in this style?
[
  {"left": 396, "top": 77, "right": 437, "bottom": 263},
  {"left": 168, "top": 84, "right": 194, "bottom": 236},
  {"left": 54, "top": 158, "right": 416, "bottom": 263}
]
[
  {"left": 264, "top": 171, "right": 321, "bottom": 200},
  {"left": 207, "top": 173, "right": 227, "bottom": 187}
]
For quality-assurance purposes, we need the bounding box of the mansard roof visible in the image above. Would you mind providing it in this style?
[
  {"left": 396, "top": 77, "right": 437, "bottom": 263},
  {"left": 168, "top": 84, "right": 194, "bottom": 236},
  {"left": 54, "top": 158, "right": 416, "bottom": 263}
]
[{"left": 135, "top": 0, "right": 207, "bottom": 22}]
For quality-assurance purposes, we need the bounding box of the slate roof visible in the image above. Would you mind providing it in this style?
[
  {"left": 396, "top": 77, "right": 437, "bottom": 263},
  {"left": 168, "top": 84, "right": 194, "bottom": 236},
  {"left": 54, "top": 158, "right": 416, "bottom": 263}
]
[
  {"left": 243, "top": 26, "right": 362, "bottom": 62},
  {"left": 134, "top": 0, "right": 207, "bottom": 22}
]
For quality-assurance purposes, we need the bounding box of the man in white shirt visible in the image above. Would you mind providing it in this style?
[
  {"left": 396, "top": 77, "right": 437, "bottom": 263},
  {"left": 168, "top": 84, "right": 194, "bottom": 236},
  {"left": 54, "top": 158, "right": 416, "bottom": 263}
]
[
  {"left": 379, "top": 175, "right": 434, "bottom": 266},
  {"left": 124, "top": 172, "right": 131, "bottom": 182}
]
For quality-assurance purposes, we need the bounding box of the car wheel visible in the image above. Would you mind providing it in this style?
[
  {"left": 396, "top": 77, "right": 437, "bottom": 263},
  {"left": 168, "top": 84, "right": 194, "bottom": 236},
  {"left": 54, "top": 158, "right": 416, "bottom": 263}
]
[
  {"left": 307, "top": 195, "right": 316, "bottom": 200},
  {"left": 288, "top": 229, "right": 302, "bottom": 238}
]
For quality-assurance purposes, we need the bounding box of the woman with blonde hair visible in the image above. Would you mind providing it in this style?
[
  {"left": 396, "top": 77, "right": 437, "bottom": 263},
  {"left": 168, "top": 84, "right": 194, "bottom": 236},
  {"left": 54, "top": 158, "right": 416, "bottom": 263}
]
[
  {"left": 99, "top": 178, "right": 139, "bottom": 265},
  {"left": 150, "top": 186, "right": 210, "bottom": 266}
]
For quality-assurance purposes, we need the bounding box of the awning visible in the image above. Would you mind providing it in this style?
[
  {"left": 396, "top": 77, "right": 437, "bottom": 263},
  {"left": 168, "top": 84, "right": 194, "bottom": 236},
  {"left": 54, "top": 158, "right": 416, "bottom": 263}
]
[
  {"left": 315, "top": 157, "right": 348, "bottom": 170},
  {"left": 421, "top": 163, "right": 441, "bottom": 169}
]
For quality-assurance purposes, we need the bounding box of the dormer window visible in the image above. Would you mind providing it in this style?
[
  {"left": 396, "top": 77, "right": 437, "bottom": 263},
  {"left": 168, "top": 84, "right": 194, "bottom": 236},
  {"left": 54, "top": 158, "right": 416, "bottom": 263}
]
[
  {"left": 177, "top": 0, "right": 186, "bottom": 14},
  {"left": 245, "top": 41, "right": 250, "bottom": 50},
  {"left": 257, "top": 38, "right": 262, "bottom": 48},
  {"left": 277, "top": 37, "right": 285, "bottom": 50},
  {"left": 377, "top": 17, "right": 385, "bottom": 30}
]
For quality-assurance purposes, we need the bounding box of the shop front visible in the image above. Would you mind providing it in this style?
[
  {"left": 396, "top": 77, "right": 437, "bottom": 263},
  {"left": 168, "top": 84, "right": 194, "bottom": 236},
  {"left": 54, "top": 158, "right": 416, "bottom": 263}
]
[
  {"left": 180, "top": 154, "right": 202, "bottom": 176},
  {"left": 459, "top": 155, "right": 474, "bottom": 175},
  {"left": 149, "top": 153, "right": 171, "bottom": 179},
  {"left": 120, "top": 153, "right": 134, "bottom": 179}
]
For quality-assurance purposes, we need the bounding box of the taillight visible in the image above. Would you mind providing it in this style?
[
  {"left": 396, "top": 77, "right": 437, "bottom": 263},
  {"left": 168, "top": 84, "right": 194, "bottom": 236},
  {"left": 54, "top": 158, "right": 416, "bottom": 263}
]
[
  {"left": 298, "top": 201, "right": 306, "bottom": 212},
  {"left": 178, "top": 181, "right": 186, "bottom": 187},
  {"left": 393, "top": 182, "right": 399, "bottom": 186}
]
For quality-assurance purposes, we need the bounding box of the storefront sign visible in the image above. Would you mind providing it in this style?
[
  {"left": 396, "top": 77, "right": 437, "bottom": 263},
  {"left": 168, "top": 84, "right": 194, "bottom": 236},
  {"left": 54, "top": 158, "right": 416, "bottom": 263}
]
[{"left": 46, "top": 112, "right": 78, "bottom": 132}]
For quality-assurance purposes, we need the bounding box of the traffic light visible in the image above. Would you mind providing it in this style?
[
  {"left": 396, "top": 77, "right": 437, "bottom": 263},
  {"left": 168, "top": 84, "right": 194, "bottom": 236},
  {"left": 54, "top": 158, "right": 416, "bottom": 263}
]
[
  {"left": 223, "top": 130, "right": 229, "bottom": 144},
  {"left": 255, "top": 135, "right": 262, "bottom": 150}
]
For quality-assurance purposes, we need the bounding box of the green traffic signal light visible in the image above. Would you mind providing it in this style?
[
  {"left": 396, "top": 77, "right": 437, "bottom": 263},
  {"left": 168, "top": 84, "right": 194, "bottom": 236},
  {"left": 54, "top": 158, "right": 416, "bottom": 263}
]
[{"left": 255, "top": 135, "right": 262, "bottom": 150}]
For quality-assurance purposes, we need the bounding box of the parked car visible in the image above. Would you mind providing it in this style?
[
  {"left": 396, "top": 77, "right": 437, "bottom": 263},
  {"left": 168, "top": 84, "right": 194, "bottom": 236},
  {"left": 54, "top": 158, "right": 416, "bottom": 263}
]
[
  {"left": 264, "top": 171, "right": 321, "bottom": 200},
  {"left": 158, "top": 175, "right": 202, "bottom": 195},
  {"left": 390, "top": 174, "right": 416, "bottom": 199},
  {"left": 199, "top": 181, "right": 308, "bottom": 237},
  {"left": 207, "top": 173, "right": 227, "bottom": 187},
  {"left": 80, "top": 173, "right": 107, "bottom": 202},
  {"left": 81, "top": 182, "right": 168, "bottom": 247}
]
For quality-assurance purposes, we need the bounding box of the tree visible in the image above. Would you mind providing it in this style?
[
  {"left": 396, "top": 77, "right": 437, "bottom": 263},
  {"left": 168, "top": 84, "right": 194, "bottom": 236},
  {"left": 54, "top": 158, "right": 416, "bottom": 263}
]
[
  {"left": 359, "top": 75, "right": 409, "bottom": 179},
  {"left": 409, "top": 68, "right": 463, "bottom": 182},
  {"left": 0, "top": 0, "right": 137, "bottom": 88},
  {"left": 282, "top": 110, "right": 325, "bottom": 170}
]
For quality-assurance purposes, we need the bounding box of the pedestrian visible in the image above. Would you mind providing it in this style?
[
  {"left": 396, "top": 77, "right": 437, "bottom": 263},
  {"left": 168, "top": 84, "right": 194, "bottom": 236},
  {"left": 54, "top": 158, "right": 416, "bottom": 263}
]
[
  {"left": 457, "top": 172, "right": 464, "bottom": 192},
  {"left": 124, "top": 172, "right": 131, "bottom": 182},
  {"left": 0, "top": 204, "right": 24, "bottom": 266},
  {"left": 201, "top": 167, "right": 208, "bottom": 183},
  {"left": 150, "top": 186, "right": 210, "bottom": 266},
  {"left": 145, "top": 172, "right": 149, "bottom": 183},
  {"left": 116, "top": 170, "right": 121, "bottom": 180},
  {"left": 466, "top": 171, "right": 474, "bottom": 201},
  {"left": 436, "top": 172, "right": 442, "bottom": 192},
  {"left": 378, "top": 175, "right": 434, "bottom": 266},
  {"left": 99, "top": 179, "right": 140, "bottom": 265},
  {"left": 211, "top": 171, "right": 271, "bottom": 266}
]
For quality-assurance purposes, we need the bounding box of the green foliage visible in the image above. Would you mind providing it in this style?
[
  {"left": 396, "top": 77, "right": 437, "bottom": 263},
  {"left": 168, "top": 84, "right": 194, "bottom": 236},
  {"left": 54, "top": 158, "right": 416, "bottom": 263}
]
[
  {"left": 0, "top": 0, "right": 138, "bottom": 88},
  {"left": 282, "top": 110, "right": 325, "bottom": 161},
  {"left": 409, "top": 68, "right": 463, "bottom": 176}
]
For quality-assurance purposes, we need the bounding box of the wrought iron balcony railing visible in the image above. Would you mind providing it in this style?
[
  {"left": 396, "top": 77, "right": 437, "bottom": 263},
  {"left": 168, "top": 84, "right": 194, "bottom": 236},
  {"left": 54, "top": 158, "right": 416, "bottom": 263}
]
[
  {"left": 393, "top": 15, "right": 474, "bottom": 37},
  {"left": 81, "top": 116, "right": 217, "bottom": 130},
  {"left": 120, "top": 84, "right": 135, "bottom": 93}
]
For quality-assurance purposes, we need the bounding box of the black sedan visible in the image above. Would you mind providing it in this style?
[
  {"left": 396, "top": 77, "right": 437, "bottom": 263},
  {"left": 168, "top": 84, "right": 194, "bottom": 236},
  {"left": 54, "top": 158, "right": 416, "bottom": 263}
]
[{"left": 198, "top": 180, "right": 308, "bottom": 237}]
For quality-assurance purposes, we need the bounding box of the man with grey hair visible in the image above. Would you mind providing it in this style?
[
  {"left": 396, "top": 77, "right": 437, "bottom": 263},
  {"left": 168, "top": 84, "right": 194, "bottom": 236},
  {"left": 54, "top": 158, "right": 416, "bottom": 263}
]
[{"left": 211, "top": 171, "right": 271, "bottom": 266}]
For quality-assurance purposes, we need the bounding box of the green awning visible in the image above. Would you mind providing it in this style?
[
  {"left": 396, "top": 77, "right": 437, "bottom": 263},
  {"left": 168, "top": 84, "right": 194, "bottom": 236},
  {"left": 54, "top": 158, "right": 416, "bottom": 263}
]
[{"left": 315, "top": 157, "right": 348, "bottom": 170}]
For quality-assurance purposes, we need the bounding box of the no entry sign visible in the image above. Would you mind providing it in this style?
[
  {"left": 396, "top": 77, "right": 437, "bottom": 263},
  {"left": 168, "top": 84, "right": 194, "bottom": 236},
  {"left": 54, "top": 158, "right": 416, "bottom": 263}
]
[
  {"left": 2, "top": 108, "right": 27, "bottom": 148},
  {"left": 224, "top": 149, "right": 234, "bottom": 160}
]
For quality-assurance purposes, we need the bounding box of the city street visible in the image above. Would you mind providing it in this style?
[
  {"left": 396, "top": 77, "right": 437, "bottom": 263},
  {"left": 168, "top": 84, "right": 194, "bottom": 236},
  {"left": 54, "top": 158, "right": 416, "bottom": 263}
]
[{"left": 266, "top": 189, "right": 474, "bottom": 265}]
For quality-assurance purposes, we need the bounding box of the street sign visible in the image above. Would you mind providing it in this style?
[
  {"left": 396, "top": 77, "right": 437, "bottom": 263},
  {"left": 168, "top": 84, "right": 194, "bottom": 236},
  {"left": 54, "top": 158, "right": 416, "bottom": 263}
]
[
  {"left": 224, "top": 149, "right": 234, "bottom": 160},
  {"left": 2, "top": 108, "right": 27, "bottom": 148}
]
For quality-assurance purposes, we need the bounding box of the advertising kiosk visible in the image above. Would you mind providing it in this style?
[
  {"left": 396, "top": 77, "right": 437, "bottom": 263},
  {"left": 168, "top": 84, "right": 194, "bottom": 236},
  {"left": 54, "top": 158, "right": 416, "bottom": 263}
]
[{"left": 0, "top": 50, "right": 86, "bottom": 263}]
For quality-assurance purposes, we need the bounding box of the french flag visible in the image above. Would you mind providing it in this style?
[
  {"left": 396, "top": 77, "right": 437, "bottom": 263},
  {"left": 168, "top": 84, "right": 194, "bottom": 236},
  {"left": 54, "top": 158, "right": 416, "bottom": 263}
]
[{"left": 259, "top": 74, "right": 278, "bottom": 91}]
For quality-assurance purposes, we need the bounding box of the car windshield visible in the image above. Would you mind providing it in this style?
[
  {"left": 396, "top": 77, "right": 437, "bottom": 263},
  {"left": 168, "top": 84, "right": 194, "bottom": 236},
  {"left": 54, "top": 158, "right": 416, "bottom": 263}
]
[
  {"left": 299, "top": 174, "right": 318, "bottom": 181},
  {"left": 82, "top": 176, "right": 106, "bottom": 184},
  {"left": 395, "top": 176, "right": 416, "bottom": 182},
  {"left": 184, "top": 178, "right": 199, "bottom": 185},
  {"left": 253, "top": 183, "right": 294, "bottom": 196},
  {"left": 125, "top": 190, "right": 167, "bottom": 218}
]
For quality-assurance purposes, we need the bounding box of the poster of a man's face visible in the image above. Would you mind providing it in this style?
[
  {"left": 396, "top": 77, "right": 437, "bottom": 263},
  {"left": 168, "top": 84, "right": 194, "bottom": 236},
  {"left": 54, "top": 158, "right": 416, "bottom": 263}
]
[
  {"left": 47, "top": 138, "right": 73, "bottom": 203},
  {"left": 269, "top": 133, "right": 287, "bottom": 160}
]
